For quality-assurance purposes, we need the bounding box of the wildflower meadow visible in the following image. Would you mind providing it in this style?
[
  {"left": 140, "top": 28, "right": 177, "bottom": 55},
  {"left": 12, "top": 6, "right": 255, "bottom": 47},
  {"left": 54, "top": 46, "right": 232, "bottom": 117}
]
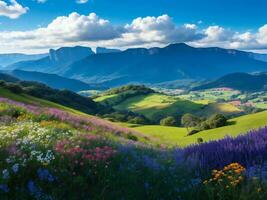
[{"left": 1, "top": 97, "right": 267, "bottom": 199}]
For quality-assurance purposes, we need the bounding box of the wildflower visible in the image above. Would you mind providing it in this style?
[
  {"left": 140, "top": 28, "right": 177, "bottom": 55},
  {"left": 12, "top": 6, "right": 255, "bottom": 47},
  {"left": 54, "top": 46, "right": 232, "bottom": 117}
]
[
  {"left": 2, "top": 169, "right": 9, "bottom": 179},
  {"left": 37, "top": 168, "right": 55, "bottom": 182},
  {"left": 0, "top": 184, "right": 9, "bottom": 193},
  {"left": 11, "top": 163, "right": 19, "bottom": 174},
  {"left": 27, "top": 180, "right": 42, "bottom": 199}
]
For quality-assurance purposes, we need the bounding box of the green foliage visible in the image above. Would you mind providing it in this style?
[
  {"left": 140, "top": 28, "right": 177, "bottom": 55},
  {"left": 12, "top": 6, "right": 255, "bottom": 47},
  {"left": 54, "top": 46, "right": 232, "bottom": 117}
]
[
  {"left": 207, "top": 114, "right": 227, "bottom": 129},
  {"left": 181, "top": 113, "right": 201, "bottom": 130},
  {"left": 4, "top": 83, "right": 23, "bottom": 94},
  {"left": 97, "top": 84, "right": 154, "bottom": 96},
  {"left": 160, "top": 116, "right": 177, "bottom": 127}
]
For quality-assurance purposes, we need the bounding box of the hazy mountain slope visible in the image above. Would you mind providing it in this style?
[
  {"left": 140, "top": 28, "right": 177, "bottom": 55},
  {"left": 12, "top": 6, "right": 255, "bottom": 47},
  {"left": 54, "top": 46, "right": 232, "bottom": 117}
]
[
  {"left": 8, "top": 70, "right": 105, "bottom": 92},
  {"left": 0, "top": 53, "right": 47, "bottom": 67},
  {"left": 250, "top": 53, "right": 267, "bottom": 62},
  {"left": 8, "top": 46, "right": 95, "bottom": 73},
  {"left": 64, "top": 43, "right": 267, "bottom": 86},
  {"left": 0, "top": 72, "right": 20, "bottom": 83},
  {"left": 192, "top": 72, "right": 267, "bottom": 92}
]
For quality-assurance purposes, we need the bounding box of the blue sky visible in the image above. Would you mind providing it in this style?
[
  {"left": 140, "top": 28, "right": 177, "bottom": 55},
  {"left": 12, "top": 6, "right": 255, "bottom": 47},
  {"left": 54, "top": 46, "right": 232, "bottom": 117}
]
[{"left": 0, "top": 0, "right": 267, "bottom": 53}]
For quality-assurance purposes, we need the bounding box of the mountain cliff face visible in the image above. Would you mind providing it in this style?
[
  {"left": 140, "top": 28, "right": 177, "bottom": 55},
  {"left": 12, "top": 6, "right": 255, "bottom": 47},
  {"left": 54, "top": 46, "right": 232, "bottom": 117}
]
[
  {"left": 63, "top": 43, "right": 267, "bottom": 86},
  {"left": 8, "top": 46, "right": 94, "bottom": 73}
]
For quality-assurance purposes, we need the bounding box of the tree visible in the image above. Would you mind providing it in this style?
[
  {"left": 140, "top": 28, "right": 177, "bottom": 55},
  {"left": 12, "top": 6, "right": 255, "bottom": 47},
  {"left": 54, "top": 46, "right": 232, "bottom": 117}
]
[
  {"left": 207, "top": 114, "right": 227, "bottom": 129},
  {"left": 181, "top": 113, "right": 200, "bottom": 132},
  {"left": 160, "top": 116, "right": 177, "bottom": 127}
]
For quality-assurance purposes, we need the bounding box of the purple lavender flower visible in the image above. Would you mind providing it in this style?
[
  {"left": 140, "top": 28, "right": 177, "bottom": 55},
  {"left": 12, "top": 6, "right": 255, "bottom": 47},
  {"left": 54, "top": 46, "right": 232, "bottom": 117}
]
[
  {"left": 37, "top": 168, "right": 55, "bottom": 182},
  {"left": 2, "top": 169, "right": 9, "bottom": 179},
  {"left": 27, "top": 180, "right": 42, "bottom": 199},
  {"left": 12, "top": 163, "right": 19, "bottom": 174},
  {"left": 0, "top": 184, "right": 9, "bottom": 193}
]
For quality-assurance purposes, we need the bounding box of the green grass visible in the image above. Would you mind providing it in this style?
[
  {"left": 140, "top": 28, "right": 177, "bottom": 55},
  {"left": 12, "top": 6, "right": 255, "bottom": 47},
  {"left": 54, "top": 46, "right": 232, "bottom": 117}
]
[
  {"left": 94, "top": 94, "right": 118, "bottom": 102},
  {"left": 0, "top": 88, "right": 90, "bottom": 116},
  {"left": 179, "top": 89, "right": 241, "bottom": 103},
  {"left": 126, "top": 110, "right": 267, "bottom": 147},
  {"left": 113, "top": 93, "right": 203, "bottom": 120},
  {"left": 97, "top": 92, "right": 242, "bottom": 121}
]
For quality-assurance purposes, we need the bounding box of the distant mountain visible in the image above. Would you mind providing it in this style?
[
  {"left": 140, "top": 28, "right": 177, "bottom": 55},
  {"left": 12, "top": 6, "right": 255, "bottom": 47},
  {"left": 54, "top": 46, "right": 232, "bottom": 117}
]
[
  {"left": 192, "top": 72, "right": 267, "bottom": 92},
  {"left": 7, "top": 43, "right": 267, "bottom": 87},
  {"left": 8, "top": 46, "right": 95, "bottom": 73},
  {"left": 63, "top": 43, "right": 267, "bottom": 86},
  {"left": 250, "top": 53, "right": 267, "bottom": 62},
  {"left": 0, "top": 72, "right": 20, "bottom": 83},
  {"left": 96, "top": 47, "right": 121, "bottom": 54},
  {"left": 0, "top": 53, "right": 47, "bottom": 67},
  {"left": 5, "top": 70, "right": 106, "bottom": 92}
]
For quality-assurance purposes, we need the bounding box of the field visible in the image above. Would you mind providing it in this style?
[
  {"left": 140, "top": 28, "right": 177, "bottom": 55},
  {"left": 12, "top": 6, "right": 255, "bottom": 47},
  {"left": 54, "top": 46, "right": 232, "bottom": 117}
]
[
  {"left": 124, "top": 110, "right": 267, "bottom": 147},
  {"left": 179, "top": 88, "right": 242, "bottom": 103}
]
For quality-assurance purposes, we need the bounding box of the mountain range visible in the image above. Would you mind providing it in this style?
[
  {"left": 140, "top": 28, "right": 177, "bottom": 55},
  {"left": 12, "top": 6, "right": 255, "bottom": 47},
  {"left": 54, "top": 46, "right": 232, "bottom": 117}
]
[
  {"left": 4, "top": 43, "right": 267, "bottom": 87},
  {"left": 63, "top": 43, "right": 267, "bottom": 86}
]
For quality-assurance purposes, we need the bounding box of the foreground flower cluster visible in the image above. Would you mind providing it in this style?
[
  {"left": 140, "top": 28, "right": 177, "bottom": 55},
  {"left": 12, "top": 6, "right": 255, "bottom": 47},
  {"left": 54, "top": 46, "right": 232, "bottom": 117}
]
[{"left": 1, "top": 97, "right": 267, "bottom": 199}]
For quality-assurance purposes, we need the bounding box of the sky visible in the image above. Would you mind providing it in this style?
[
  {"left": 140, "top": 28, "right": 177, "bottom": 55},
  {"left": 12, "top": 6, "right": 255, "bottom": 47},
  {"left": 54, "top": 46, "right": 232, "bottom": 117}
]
[{"left": 0, "top": 0, "right": 267, "bottom": 54}]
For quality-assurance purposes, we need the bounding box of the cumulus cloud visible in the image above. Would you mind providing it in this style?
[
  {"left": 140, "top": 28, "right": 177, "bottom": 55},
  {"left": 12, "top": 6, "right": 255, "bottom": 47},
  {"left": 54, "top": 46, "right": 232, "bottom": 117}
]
[
  {"left": 76, "top": 0, "right": 88, "bottom": 4},
  {"left": 0, "top": 0, "right": 28, "bottom": 19},
  {"left": 1, "top": 12, "right": 267, "bottom": 53},
  {"left": 120, "top": 15, "right": 203, "bottom": 46}
]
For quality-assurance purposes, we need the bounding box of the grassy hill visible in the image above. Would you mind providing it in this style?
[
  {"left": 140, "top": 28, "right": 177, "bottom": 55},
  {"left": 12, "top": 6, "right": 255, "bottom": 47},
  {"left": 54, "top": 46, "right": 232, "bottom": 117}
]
[
  {"left": 125, "top": 110, "right": 267, "bottom": 147},
  {"left": 96, "top": 90, "right": 242, "bottom": 122},
  {"left": 0, "top": 87, "right": 150, "bottom": 142}
]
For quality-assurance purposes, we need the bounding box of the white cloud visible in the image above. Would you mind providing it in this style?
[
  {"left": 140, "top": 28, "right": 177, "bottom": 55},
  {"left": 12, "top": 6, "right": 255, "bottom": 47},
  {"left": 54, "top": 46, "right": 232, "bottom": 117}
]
[
  {"left": 1, "top": 12, "right": 267, "bottom": 54},
  {"left": 0, "top": 0, "right": 28, "bottom": 19},
  {"left": 114, "top": 15, "right": 203, "bottom": 47},
  {"left": 76, "top": 0, "right": 88, "bottom": 4}
]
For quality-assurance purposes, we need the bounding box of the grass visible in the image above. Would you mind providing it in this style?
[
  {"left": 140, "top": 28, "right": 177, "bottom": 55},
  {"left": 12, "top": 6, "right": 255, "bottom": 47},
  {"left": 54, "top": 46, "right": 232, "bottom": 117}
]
[
  {"left": 113, "top": 93, "right": 203, "bottom": 120},
  {"left": 179, "top": 89, "right": 241, "bottom": 103},
  {"left": 0, "top": 88, "right": 90, "bottom": 116},
  {"left": 97, "top": 92, "right": 242, "bottom": 121},
  {"left": 94, "top": 94, "right": 118, "bottom": 102},
  {"left": 125, "top": 110, "right": 267, "bottom": 147}
]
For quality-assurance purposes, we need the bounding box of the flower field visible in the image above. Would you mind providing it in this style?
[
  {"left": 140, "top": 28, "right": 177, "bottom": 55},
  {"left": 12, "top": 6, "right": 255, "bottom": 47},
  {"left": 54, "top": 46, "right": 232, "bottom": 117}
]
[{"left": 1, "top": 96, "right": 267, "bottom": 199}]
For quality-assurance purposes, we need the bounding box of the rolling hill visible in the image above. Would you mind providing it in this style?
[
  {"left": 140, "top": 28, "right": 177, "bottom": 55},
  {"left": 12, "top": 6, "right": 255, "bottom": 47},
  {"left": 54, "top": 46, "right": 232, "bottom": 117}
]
[
  {"left": 192, "top": 72, "right": 267, "bottom": 92},
  {"left": 128, "top": 109, "right": 267, "bottom": 147},
  {"left": 95, "top": 86, "right": 242, "bottom": 122}
]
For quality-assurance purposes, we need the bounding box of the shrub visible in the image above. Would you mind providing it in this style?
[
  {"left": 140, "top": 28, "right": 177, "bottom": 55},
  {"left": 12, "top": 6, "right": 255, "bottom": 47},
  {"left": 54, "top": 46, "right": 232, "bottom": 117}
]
[
  {"left": 197, "top": 137, "right": 204, "bottom": 143},
  {"left": 207, "top": 114, "right": 227, "bottom": 129},
  {"left": 181, "top": 113, "right": 201, "bottom": 132},
  {"left": 5, "top": 83, "right": 23, "bottom": 93},
  {"left": 188, "top": 129, "right": 200, "bottom": 136},
  {"left": 126, "top": 133, "right": 138, "bottom": 141},
  {"left": 160, "top": 116, "right": 177, "bottom": 126},
  {"left": 128, "top": 116, "right": 148, "bottom": 125}
]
